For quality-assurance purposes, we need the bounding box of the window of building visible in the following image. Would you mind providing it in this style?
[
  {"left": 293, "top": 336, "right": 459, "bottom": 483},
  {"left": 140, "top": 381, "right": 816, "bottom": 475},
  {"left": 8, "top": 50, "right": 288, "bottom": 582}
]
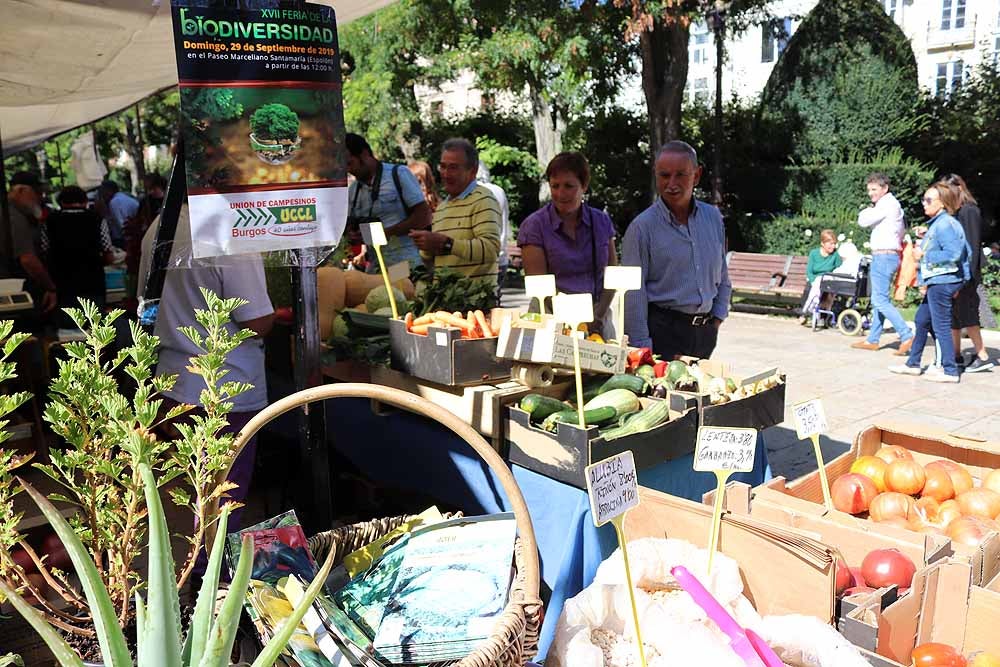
[
  {"left": 693, "top": 78, "right": 710, "bottom": 103},
  {"left": 935, "top": 59, "right": 965, "bottom": 96},
  {"left": 430, "top": 100, "right": 444, "bottom": 118},
  {"left": 480, "top": 92, "right": 495, "bottom": 110},
  {"left": 761, "top": 17, "right": 792, "bottom": 63},
  {"left": 885, "top": 0, "right": 897, "bottom": 19},
  {"left": 691, "top": 22, "right": 710, "bottom": 65},
  {"left": 940, "top": 0, "right": 966, "bottom": 30}
]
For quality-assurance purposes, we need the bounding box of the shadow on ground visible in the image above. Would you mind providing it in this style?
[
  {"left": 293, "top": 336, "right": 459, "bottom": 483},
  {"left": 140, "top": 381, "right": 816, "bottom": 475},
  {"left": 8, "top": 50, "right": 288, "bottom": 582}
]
[{"left": 764, "top": 425, "right": 853, "bottom": 481}]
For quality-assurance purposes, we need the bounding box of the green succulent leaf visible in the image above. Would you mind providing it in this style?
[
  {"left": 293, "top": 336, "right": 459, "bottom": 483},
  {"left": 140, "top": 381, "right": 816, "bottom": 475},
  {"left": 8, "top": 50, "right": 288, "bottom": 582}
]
[
  {"left": 185, "top": 506, "right": 230, "bottom": 667},
  {"left": 0, "top": 579, "right": 85, "bottom": 667},
  {"left": 197, "top": 533, "right": 253, "bottom": 667},
  {"left": 15, "top": 477, "right": 131, "bottom": 667},
  {"left": 138, "top": 463, "right": 183, "bottom": 667}
]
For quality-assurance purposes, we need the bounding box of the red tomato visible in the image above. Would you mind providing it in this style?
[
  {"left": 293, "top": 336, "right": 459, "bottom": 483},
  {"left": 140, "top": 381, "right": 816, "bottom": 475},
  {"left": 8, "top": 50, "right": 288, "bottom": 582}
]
[
  {"left": 911, "top": 642, "right": 966, "bottom": 666},
  {"left": 861, "top": 548, "right": 916, "bottom": 589}
]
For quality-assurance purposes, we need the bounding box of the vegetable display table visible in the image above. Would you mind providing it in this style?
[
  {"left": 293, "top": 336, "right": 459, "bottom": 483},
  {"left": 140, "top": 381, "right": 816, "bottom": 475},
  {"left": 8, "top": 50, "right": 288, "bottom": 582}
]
[{"left": 323, "top": 396, "right": 771, "bottom": 660}]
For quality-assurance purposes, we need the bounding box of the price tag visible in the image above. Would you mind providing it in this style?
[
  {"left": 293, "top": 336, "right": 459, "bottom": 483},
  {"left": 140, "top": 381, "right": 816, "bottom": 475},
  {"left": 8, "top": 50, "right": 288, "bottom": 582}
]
[
  {"left": 792, "top": 399, "right": 828, "bottom": 439},
  {"left": 694, "top": 426, "right": 758, "bottom": 573},
  {"left": 604, "top": 265, "right": 641, "bottom": 348},
  {"left": 585, "top": 450, "right": 639, "bottom": 527},
  {"left": 553, "top": 293, "right": 594, "bottom": 429},
  {"left": 693, "top": 427, "right": 758, "bottom": 473},
  {"left": 524, "top": 274, "right": 557, "bottom": 315},
  {"left": 792, "top": 398, "right": 834, "bottom": 513},
  {"left": 359, "top": 221, "right": 399, "bottom": 319},
  {"left": 586, "top": 451, "right": 647, "bottom": 667}
]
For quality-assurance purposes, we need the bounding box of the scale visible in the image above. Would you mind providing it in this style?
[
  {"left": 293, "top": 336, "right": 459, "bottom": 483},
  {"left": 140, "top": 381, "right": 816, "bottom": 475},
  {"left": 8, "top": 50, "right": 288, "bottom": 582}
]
[{"left": 0, "top": 279, "right": 33, "bottom": 313}]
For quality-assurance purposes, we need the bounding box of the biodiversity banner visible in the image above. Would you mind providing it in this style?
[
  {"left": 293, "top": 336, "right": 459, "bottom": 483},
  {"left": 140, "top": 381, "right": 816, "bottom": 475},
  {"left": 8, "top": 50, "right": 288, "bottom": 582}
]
[{"left": 171, "top": 1, "right": 347, "bottom": 258}]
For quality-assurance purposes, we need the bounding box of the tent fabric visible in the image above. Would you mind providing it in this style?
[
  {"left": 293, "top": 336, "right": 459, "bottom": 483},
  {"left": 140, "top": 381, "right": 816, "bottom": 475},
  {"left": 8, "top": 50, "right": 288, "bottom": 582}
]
[{"left": 0, "top": 0, "right": 394, "bottom": 156}]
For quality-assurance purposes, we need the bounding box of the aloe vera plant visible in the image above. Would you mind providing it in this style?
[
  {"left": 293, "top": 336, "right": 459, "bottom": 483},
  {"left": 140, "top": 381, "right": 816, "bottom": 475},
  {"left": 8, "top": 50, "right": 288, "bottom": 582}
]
[{"left": 0, "top": 467, "right": 335, "bottom": 667}]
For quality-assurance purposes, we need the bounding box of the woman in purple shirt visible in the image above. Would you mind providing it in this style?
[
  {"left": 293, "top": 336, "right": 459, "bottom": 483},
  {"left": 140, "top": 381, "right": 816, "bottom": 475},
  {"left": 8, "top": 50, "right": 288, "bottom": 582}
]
[{"left": 518, "top": 152, "right": 618, "bottom": 332}]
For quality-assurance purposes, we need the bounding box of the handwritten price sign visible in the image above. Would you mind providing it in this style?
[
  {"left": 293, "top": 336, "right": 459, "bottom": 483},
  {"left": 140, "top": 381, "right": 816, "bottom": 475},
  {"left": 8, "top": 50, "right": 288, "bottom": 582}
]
[
  {"left": 585, "top": 450, "right": 647, "bottom": 667},
  {"left": 693, "top": 427, "right": 758, "bottom": 473},
  {"left": 792, "top": 399, "right": 828, "bottom": 439},
  {"left": 586, "top": 450, "right": 639, "bottom": 527}
]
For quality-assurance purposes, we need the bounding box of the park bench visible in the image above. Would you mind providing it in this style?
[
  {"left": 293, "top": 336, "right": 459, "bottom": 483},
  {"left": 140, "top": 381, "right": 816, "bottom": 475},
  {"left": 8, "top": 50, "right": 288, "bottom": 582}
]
[{"left": 727, "top": 251, "right": 809, "bottom": 311}]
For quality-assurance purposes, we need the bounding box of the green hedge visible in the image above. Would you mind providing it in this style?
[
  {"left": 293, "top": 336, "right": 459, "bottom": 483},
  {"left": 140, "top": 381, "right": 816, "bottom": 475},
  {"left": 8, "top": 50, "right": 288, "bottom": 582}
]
[{"left": 780, "top": 152, "right": 935, "bottom": 225}]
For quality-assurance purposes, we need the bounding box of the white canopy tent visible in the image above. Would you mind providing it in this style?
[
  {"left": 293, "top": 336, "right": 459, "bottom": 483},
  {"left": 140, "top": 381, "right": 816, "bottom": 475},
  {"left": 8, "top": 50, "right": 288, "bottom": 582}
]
[{"left": 0, "top": 0, "right": 394, "bottom": 156}]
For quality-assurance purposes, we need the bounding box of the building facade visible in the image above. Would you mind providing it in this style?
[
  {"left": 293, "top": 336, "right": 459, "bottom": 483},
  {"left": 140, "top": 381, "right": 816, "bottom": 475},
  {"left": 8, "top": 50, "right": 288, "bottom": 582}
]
[{"left": 686, "top": 0, "right": 1000, "bottom": 103}]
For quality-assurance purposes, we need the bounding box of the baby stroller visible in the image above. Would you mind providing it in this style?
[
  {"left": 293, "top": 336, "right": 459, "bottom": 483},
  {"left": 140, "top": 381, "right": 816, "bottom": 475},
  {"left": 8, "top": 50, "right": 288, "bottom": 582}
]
[{"left": 810, "top": 256, "right": 873, "bottom": 335}]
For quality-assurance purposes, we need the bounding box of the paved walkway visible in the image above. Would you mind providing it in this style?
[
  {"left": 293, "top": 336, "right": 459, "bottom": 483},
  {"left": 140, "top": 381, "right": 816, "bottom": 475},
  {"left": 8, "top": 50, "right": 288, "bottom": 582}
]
[{"left": 714, "top": 313, "right": 1000, "bottom": 480}]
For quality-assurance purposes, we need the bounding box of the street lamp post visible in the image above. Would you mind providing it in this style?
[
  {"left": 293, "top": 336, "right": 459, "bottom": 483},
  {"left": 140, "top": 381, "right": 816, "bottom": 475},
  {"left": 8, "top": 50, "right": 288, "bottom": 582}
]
[{"left": 707, "top": 1, "right": 729, "bottom": 207}]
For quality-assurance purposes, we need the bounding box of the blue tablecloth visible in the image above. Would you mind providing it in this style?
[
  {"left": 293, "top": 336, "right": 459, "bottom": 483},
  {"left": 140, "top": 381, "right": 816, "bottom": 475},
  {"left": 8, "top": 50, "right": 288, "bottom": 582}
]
[{"left": 325, "top": 398, "right": 770, "bottom": 660}]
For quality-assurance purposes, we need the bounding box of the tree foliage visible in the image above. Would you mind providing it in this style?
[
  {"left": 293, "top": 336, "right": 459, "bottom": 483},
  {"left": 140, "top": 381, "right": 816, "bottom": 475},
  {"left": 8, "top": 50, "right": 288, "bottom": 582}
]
[
  {"left": 910, "top": 58, "right": 1000, "bottom": 231},
  {"left": 759, "top": 0, "right": 921, "bottom": 164},
  {"left": 250, "top": 103, "right": 300, "bottom": 141}
]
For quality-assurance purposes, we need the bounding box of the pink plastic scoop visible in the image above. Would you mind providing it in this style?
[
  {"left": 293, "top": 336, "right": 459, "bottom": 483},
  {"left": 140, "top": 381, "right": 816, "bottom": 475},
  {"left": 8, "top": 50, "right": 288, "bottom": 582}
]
[{"left": 670, "top": 565, "right": 784, "bottom": 667}]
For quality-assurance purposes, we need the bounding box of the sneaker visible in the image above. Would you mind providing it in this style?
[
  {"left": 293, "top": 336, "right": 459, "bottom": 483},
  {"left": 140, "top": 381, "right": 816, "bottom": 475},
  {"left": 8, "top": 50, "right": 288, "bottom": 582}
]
[
  {"left": 889, "top": 364, "right": 922, "bottom": 376},
  {"left": 925, "top": 372, "right": 959, "bottom": 383},
  {"left": 852, "top": 341, "right": 880, "bottom": 350},
  {"left": 965, "top": 357, "right": 995, "bottom": 373}
]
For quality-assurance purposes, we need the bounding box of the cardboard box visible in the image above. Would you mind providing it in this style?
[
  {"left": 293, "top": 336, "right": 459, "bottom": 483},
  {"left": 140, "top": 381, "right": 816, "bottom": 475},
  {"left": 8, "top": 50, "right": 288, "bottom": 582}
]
[
  {"left": 369, "top": 365, "right": 572, "bottom": 452},
  {"left": 710, "top": 481, "right": 951, "bottom": 570},
  {"left": 494, "top": 318, "right": 627, "bottom": 375},
  {"left": 756, "top": 421, "right": 1000, "bottom": 585},
  {"left": 669, "top": 358, "right": 786, "bottom": 431},
  {"left": 388, "top": 318, "right": 512, "bottom": 386},
  {"left": 624, "top": 486, "right": 838, "bottom": 622},
  {"left": 506, "top": 394, "right": 699, "bottom": 489}
]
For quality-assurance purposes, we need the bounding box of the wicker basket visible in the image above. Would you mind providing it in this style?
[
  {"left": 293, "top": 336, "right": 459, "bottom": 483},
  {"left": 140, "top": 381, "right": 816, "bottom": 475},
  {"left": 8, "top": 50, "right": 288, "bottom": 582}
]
[{"left": 212, "top": 383, "right": 544, "bottom": 667}]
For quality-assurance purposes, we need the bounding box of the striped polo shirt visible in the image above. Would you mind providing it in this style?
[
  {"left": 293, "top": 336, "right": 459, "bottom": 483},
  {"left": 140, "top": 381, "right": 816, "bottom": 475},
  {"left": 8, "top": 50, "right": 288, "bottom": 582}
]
[{"left": 428, "top": 181, "right": 501, "bottom": 284}]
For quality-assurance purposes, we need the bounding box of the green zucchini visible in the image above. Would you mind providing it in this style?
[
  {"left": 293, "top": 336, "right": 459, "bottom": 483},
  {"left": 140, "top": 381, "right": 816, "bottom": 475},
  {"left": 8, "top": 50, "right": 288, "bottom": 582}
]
[
  {"left": 519, "top": 394, "right": 569, "bottom": 423},
  {"left": 599, "top": 373, "right": 647, "bottom": 396},
  {"left": 343, "top": 310, "right": 391, "bottom": 335},
  {"left": 584, "top": 388, "right": 642, "bottom": 416},
  {"left": 541, "top": 406, "right": 617, "bottom": 432},
  {"left": 601, "top": 399, "right": 671, "bottom": 441}
]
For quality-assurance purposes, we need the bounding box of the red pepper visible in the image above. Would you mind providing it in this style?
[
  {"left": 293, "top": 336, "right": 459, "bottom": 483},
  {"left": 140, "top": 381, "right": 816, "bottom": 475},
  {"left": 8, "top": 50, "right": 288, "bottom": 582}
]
[
  {"left": 627, "top": 347, "right": 653, "bottom": 371},
  {"left": 653, "top": 360, "right": 669, "bottom": 378}
]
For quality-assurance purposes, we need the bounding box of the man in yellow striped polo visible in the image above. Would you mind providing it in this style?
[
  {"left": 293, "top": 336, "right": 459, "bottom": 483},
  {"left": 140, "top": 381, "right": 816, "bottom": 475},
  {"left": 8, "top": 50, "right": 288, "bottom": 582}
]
[{"left": 410, "top": 138, "right": 501, "bottom": 285}]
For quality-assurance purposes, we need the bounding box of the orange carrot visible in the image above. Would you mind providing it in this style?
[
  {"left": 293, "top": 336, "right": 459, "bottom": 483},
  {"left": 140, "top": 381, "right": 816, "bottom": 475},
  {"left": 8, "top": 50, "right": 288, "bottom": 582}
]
[
  {"left": 404, "top": 312, "right": 414, "bottom": 332},
  {"left": 473, "top": 310, "right": 492, "bottom": 338},
  {"left": 410, "top": 323, "right": 430, "bottom": 335},
  {"left": 434, "top": 311, "right": 474, "bottom": 331},
  {"left": 413, "top": 314, "right": 435, "bottom": 326}
]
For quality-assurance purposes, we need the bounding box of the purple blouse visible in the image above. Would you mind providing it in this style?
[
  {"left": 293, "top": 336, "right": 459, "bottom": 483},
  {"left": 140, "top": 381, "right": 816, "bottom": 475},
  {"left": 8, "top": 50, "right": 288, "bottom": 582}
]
[{"left": 517, "top": 203, "right": 616, "bottom": 299}]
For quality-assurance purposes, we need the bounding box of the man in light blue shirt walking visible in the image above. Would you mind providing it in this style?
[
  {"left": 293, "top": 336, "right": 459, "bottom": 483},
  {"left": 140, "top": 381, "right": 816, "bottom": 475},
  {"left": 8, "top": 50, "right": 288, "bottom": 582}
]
[{"left": 623, "top": 141, "right": 731, "bottom": 359}]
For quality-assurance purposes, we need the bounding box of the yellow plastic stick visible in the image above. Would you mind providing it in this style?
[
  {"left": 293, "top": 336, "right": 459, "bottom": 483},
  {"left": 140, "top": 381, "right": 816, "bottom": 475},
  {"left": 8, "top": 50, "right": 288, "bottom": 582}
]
[
  {"left": 372, "top": 244, "right": 399, "bottom": 320},
  {"left": 612, "top": 514, "right": 648, "bottom": 667},
  {"left": 811, "top": 433, "right": 834, "bottom": 512},
  {"left": 572, "top": 334, "right": 586, "bottom": 428},
  {"left": 707, "top": 469, "right": 733, "bottom": 574}
]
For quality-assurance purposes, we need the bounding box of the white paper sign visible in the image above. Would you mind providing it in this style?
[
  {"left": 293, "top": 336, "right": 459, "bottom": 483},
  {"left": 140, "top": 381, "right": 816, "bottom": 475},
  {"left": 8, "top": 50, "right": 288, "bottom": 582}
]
[
  {"left": 586, "top": 450, "right": 639, "bottom": 527},
  {"left": 792, "top": 399, "right": 828, "bottom": 439},
  {"left": 525, "top": 274, "right": 557, "bottom": 299},
  {"left": 693, "top": 427, "right": 758, "bottom": 473},
  {"left": 553, "top": 293, "right": 594, "bottom": 327},
  {"left": 604, "top": 265, "right": 642, "bottom": 291},
  {"left": 360, "top": 221, "right": 387, "bottom": 247}
]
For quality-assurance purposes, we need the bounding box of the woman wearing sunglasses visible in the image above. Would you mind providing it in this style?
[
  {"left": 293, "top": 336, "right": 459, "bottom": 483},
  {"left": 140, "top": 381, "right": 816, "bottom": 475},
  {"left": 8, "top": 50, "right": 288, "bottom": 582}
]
[{"left": 889, "top": 182, "right": 971, "bottom": 382}]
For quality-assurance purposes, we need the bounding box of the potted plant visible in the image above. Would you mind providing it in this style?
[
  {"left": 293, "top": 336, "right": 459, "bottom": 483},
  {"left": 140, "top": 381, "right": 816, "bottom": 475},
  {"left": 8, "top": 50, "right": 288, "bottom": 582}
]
[
  {"left": 0, "top": 457, "right": 334, "bottom": 667},
  {"left": 248, "top": 103, "right": 301, "bottom": 164},
  {"left": 0, "top": 291, "right": 265, "bottom": 662}
]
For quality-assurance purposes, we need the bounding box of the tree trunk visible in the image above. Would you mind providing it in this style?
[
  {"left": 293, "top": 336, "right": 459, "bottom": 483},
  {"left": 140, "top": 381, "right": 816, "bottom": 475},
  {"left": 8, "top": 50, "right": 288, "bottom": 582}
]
[
  {"left": 639, "top": 18, "right": 690, "bottom": 160},
  {"left": 529, "top": 84, "right": 565, "bottom": 202},
  {"left": 123, "top": 112, "right": 147, "bottom": 196}
]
